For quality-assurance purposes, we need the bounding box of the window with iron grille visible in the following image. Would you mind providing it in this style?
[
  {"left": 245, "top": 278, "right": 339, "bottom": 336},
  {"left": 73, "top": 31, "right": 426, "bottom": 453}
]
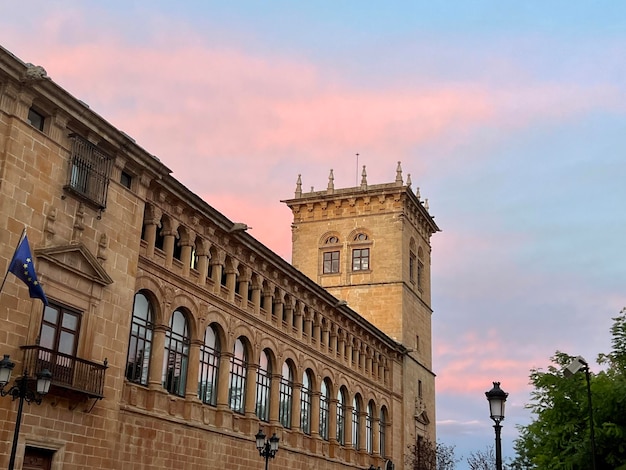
[
  {"left": 366, "top": 402, "right": 374, "bottom": 453},
  {"left": 229, "top": 338, "right": 247, "bottom": 414},
  {"left": 319, "top": 379, "right": 330, "bottom": 440},
  {"left": 352, "top": 397, "right": 360, "bottom": 449},
  {"left": 255, "top": 350, "right": 271, "bottom": 421},
  {"left": 336, "top": 388, "right": 346, "bottom": 445},
  {"left": 300, "top": 370, "right": 312, "bottom": 435},
  {"left": 380, "top": 407, "right": 387, "bottom": 457},
  {"left": 126, "top": 292, "right": 153, "bottom": 386},
  {"left": 199, "top": 325, "right": 220, "bottom": 406},
  {"left": 66, "top": 134, "right": 113, "bottom": 209},
  {"left": 279, "top": 361, "right": 294, "bottom": 428},
  {"left": 162, "top": 309, "right": 189, "bottom": 397}
]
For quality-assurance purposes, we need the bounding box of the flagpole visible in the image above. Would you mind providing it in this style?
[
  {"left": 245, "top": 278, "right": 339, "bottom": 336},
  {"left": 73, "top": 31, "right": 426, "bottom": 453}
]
[{"left": 0, "top": 228, "right": 27, "bottom": 296}]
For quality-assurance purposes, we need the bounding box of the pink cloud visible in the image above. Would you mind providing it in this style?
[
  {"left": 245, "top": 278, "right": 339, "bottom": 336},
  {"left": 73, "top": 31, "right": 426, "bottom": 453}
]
[{"left": 434, "top": 329, "right": 542, "bottom": 396}]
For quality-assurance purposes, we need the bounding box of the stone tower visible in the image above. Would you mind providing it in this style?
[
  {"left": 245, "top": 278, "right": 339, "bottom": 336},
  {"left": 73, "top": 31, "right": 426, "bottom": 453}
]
[{"left": 282, "top": 162, "right": 440, "bottom": 443}]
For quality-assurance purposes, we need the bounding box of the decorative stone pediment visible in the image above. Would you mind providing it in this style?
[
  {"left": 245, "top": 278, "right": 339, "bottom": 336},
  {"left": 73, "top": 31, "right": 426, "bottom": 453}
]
[
  {"left": 415, "top": 409, "right": 430, "bottom": 425},
  {"left": 35, "top": 243, "right": 113, "bottom": 286}
]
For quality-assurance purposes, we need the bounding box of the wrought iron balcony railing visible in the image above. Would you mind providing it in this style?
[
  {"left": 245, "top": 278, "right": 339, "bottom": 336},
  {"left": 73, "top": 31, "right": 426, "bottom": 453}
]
[{"left": 20, "top": 345, "right": 107, "bottom": 399}]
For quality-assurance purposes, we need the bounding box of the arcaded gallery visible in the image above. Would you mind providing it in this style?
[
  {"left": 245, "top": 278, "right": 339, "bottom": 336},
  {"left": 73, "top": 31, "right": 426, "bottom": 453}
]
[{"left": 0, "top": 45, "right": 438, "bottom": 470}]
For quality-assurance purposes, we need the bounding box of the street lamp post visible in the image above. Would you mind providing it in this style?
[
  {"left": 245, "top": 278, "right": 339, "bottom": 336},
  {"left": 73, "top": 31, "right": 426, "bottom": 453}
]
[
  {"left": 564, "top": 355, "right": 597, "bottom": 470},
  {"left": 255, "top": 429, "right": 279, "bottom": 470},
  {"left": 485, "top": 381, "right": 508, "bottom": 470},
  {"left": 0, "top": 354, "right": 52, "bottom": 470}
]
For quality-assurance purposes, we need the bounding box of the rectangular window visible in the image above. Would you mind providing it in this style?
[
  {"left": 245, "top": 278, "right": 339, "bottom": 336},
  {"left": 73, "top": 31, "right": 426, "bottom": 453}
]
[
  {"left": 66, "top": 134, "right": 114, "bottom": 209},
  {"left": 352, "top": 248, "right": 370, "bottom": 271},
  {"left": 120, "top": 170, "right": 132, "bottom": 189},
  {"left": 323, "top": 251, "right": 340, "bottom": 274},
  {"left": 27, "top": 107, "right": 45, "bottom": 131},
  {"left": 418, "top": 379, "right": 423, "bottom": 398},
  {"left": 409, "top": 253, "right": 416, "bottom": 283}
]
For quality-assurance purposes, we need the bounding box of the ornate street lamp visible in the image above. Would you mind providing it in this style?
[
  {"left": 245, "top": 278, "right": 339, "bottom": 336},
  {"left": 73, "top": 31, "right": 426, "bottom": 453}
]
[
  {"left": 485, "top": 381, "right": 508, "bottom": 470},
  {"left": 255, "top": 428, "right": 279, "bottom": 470},
  {"left": 0, "top": 354, "right": 52, "bottom": 470},
  {"left": 564, "top": 356, "right": 597, "bottom": 470}
]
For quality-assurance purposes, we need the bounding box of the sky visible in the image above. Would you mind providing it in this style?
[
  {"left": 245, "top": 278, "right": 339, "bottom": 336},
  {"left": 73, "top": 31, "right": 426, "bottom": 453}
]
[{"left": 2, "top": 2, "right": 625, "bottom": 467}]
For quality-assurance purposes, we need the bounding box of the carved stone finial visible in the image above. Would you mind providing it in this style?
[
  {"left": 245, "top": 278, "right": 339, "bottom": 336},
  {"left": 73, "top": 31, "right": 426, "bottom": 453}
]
[
  {"left": 416, "top": 187, "right": 421, "bottom": 200},
  {"left": 327, "top": 169, "right": 334, "bottom": 192},
  {"left": 295, "top": 174, "right": 302, "bottom": 198},
  {"left": 360, "top": 165, "right": 368, "bottom": 190},
  {"left": 406, "top": 173, "right": 412, "bottom": 188},
  {"left": 395, "top": 161, "right": 403, "bottom": 185},
  {"left": 424, "top": 198, "right": 429, "bottom": 211}
]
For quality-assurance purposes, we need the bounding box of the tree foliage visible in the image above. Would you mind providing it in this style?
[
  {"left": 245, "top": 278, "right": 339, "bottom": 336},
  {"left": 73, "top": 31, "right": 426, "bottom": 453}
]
[{"left": 513, "top": 309, "right": 626, "bottom": 469}]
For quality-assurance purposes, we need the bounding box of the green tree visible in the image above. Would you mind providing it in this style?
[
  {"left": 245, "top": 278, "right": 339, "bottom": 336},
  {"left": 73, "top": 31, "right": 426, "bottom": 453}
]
[{"left": 513, "top": 309, "right": 626, "bottom": 469}]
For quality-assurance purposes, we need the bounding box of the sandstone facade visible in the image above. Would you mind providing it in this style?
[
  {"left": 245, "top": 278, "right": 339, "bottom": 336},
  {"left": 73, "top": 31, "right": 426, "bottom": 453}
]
[{"left": 0, "top": 45, "right": 438, "bottom": 470}]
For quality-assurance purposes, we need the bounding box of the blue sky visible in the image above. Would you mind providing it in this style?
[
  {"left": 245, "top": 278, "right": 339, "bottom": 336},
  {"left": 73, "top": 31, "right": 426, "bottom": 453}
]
[{"left": 2, "top": 2, "right": 625, "bottom": 467}]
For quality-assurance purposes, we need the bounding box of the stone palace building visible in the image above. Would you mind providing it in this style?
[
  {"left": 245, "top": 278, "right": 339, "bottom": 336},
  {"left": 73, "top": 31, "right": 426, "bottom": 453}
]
[{"left": 0, "top": 45, "right": 439, "bottom": 470}]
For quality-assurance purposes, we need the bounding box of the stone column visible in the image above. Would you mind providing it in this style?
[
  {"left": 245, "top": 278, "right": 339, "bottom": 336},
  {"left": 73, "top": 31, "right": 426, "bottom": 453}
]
[
  {"left": 251, "top": 283, "right": 262, "bottom": 315},
  {"left": 372, "top": 415, "right": 380, "bottom": 456},
  {"left": 345, "top": 335, "right": 353, "bottom": 366},
  {"left": 210, "top": 251, "right": 225, "bottom": 294},
  {"left": 216, "top": 352, "right": 233, "bottom": 410},
  {"left": 143, "top": 205, "right": 161, "bottom": 258},
  {"left": 185, "top": 339, "right": 201, "bottom": 399},
  {"left": 195, "top": 243, "right": 210, "bottom": 286},
  {"left": 269, "top": 372, "right": 281, "bottom": 426},
  {"left": 310, "top": 390, "right": 321, "bottom": 438},
  {"left": 244, "top": 363, "right": 258, "bottom": 418},
  {"left": 294, "top": 304, "right": 303, "bottom": 340},
  {"left": 162, "top": 229, "right": 177, "bottom": 269},
  {"left": 225, "top": 266, "right": 238, "bottom": 303},
  {"left": 345, "top": 403, "right": 354, "bottom": 448},
  {"left": 179, "top": 231, "right": 195, "bottom": 277},
  {"left": 291, "top": 381, "right": 302, "bottom": 431},
  {"left": 148, "top": 325, "right": 167, "bottom": 389},
  {"left": 328, "top": 397, "right": 338, "bottom": 443},
  {"left": 329, "top": 325, "right": 338, "bottom": 358}
]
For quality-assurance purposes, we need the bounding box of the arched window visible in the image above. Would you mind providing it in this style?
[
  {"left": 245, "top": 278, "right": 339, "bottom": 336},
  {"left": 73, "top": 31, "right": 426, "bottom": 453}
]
[
  {"left": 126, "top": 292, "right": 154, "bottom": 385},
  {"left": 279, "top": 361, "right": 294, "bottom": 428},
  {"left": 319, "top": 379, "right": 330, "bottom": 440},
  {"left": 229, "top": 337, "right": 248, "bottom": 414},
  {"left": 162, "top": 309, "right": 189, "bottom": 397},
  {"left": 336, "top": 388, "right": 346, "bottom": 445},
  {"left": 366, "top": 401, "right": 374, "bottom": 453},
  {"left": 352, "top": 396, "right": 361, "bottom": 449},
  {"left": 380, "top": 407, "right": 387, "bottom": 458},
  {"left": 300, "top": 370, "right": 313, "bottom": 435},
  {"left": 198, "top": 325, "right": 220, "bottom": 405},
  {"left": 255, "top": 349, "right": 271, "bottom": 421}
]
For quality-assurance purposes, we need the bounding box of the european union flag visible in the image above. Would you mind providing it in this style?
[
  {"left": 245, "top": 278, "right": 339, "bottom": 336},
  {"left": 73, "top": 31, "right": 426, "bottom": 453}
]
[{"left": 8, "top": 235, "right": 48, "bottom": 305}]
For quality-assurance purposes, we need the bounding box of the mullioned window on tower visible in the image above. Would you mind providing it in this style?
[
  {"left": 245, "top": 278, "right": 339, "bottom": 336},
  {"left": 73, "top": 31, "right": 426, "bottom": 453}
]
[{"left": 323, "top": 251, "right": 340, "bottom": 273}]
